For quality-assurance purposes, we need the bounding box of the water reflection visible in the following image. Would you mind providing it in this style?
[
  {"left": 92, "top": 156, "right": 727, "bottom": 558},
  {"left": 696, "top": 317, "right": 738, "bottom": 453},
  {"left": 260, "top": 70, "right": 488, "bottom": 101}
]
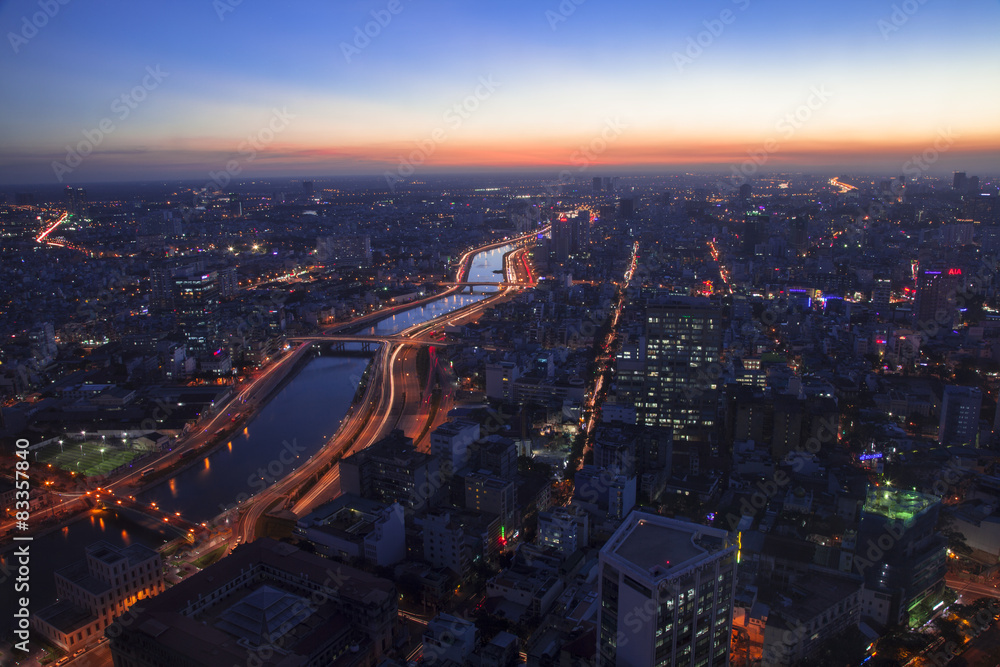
[{"left": 139, "top": 355, "right": 370, "bottom": 521}]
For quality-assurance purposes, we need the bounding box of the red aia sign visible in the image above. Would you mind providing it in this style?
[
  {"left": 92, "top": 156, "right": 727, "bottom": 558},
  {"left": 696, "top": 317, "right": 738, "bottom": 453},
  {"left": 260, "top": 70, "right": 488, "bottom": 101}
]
[{"left": 948, "top": 268, "right": 962, "bottom": 275}]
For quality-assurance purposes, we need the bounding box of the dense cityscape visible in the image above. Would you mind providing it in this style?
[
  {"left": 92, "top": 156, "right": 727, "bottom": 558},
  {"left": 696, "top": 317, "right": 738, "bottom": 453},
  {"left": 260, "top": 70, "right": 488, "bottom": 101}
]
[
  {"left": 2, "top": 1, "right": 1000, "bottom": 667},
  {"left": 0, "top": 171, "right": 998, "bottom": 667}
]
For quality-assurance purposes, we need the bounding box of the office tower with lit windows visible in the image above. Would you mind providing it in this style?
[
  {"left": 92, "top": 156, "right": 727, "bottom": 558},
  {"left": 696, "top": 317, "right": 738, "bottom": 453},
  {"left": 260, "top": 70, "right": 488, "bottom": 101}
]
[
  {"left": 939, "top": 385, "right": 982, "bottom": 446},
  {"left": 856, "top": 488, "right": 946, "bottom": 627},
  {"left": 613, "top": 336, "right": 646, "bottom": 407},
  {"left": 914, "top": 265, "right": 963, "bottom": 328},
  {"left": 641, "top": 296, "right": 722, "bottom": 442},
  {"left": 174, "top": 271, "right": 220, "bottom": 356},
  {"left": 63, "top": 185, "right": 87, "bottom": 216},
  {"left": 872, "top": 277, "right": 891, "bottom": 317},
  {"left": 574, "top": 209, "right": 591, "bottom": 249},
  {"left": 597, "top": 512, "right": 736, "bottom": 667}
]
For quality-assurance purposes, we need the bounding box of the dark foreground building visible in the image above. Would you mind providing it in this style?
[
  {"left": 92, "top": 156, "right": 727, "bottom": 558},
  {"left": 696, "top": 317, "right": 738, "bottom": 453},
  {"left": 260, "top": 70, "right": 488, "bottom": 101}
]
[{"left": 108, "top": 538, "right": 400, "bottom": 667}]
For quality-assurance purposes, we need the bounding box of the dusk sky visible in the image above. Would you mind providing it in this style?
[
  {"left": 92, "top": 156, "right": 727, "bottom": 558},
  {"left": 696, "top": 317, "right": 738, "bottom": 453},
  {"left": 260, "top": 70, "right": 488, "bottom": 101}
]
[{"left": 1, "top": 0, "right": 998, "bottom": 184}]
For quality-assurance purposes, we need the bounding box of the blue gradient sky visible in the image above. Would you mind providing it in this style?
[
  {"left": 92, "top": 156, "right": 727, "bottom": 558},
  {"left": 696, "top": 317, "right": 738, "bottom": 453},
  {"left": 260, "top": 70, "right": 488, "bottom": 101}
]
[{"left": 1, "top": 0, "right": 998, "bottom": 184}]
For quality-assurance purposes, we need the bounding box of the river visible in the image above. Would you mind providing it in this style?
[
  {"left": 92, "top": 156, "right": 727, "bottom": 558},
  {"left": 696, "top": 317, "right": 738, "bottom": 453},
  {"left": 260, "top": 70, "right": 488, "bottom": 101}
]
[{"left": 1, "top": 241, "right": 512, "bottom": 631}]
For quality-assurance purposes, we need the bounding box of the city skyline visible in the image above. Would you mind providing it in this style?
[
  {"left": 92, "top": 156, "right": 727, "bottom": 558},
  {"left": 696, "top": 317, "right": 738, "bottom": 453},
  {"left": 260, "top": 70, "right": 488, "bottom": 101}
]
[
  {"left": 5, "top": 1, "right": 1000, "bottom": 665},
  {"left": 1, "top": 0, "right": 999, "bottom": 184}
]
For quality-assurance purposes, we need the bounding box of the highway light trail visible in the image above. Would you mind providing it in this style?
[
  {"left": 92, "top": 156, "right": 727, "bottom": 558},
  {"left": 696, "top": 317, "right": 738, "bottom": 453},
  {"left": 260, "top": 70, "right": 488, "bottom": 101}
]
[{"left": 36, "top": 212, "right": 69, "bottom": 243}]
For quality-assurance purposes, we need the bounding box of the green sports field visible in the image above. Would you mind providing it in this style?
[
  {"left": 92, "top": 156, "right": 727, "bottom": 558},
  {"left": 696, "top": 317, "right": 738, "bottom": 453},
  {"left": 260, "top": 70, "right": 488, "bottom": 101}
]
[{"left": 37, "top": 439, "right": 145, "bottom": 477}]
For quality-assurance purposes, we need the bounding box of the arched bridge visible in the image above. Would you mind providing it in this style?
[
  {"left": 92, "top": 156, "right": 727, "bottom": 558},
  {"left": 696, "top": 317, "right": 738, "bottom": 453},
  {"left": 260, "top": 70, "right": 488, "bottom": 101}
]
[
  {"left": 96, "top": 495, "right": 208, "bottom": 542},
  {"left": 288, "top": 334, "right": 454, "bottom": 351}
]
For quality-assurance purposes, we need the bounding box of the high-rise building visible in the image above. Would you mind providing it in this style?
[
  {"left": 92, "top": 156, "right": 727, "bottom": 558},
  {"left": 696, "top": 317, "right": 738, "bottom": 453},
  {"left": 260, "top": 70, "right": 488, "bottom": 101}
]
[
  {"left": 174, "top": 271, "right": 220, "bottom": 356},
  {"left": 939, "top": 385, "right": 982, "bottom": 446},
  {"left": 597, "top": 512, "right": 736, "bottom": 667},
  {"left": 642, "top": 297, "right": 723, "bottom": 441},
  {"left": 303, "top": 180, "right": 314, "bottom": 197},
  {"left": 216, "top": 266, "right": 238, "bottom": 299},
  {"left": 965, "top": 193, "right": 1000, "bottom": 224},
  {"left": 738, "top": 183, "right": 751, "bottom": 208},
  {"left": 942, "top": 220, "right": 975, "bottom": 247},
  {"left": 465, "top": 470, "right": 516, "bottom": 521},
  {"left": 574, "top": 209, "right": 591, "bottom": 249},
  {"left": 789, "top": 215, "right": 809, "bottom": 253},
  {"left": 63, "top": 185, "right": 87, "bottom": 216},
  {"left": 618, "top": 198, "right": 634, "bottom": 219},
  {"left": 485, "top": 360, "right": 520, "bottom": 402},
  {"left": 953, "top": 171, "right": 967, "bottom": 191},
  {"left": 613, "top": 336, "right": 646, "bottom": 407},
  {"left": 28, "top": 322, "right": 57, "bottom": 366},
  {"left": 872, "top": 277, "right": 891, "bottom": 317},
  {"left": 856, "top": 489, "right": 946, "bottom": 627},
  {"left": 593, "top": 176, "right": 603, "bottom": 192},
  {"left": 914, "top": 265, "right": 963, "bottom": 328},
  {"left": 537, "top": 505, "right": 589, "bottom": 556},
  {"left": 593, "top": 422, "right": 673, "bottom": 499},
  {"left": 742, "top": 212, "right": 768, "bottom": 260},
  {"left": 339, "top": 430, "right": 443, "bottom": 509},
  {"left": 981, "top": 225, "right": 1000, "bottom": 257},
  {"left": 430, "top": 420, "right": 480, "bottom": 476},
  {"left": 574, "top": 465, "right": 636, "bottom": 521},
  {"left": 552, "top": 214, "right": 573, "bottom": 262}
]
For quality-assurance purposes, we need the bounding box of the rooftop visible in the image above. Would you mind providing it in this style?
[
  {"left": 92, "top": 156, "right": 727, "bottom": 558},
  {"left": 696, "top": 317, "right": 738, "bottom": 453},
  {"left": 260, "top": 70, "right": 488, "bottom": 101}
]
[
  {"left": 34, "top": 600, "right": 96, "bottom": 635},
  {"left": 604, "top": 511, "right": 731, "bottom": 580},
  {"left": 863, "top": 487, "right": 938, "bottom": 521},
  {"left": 110, "top": 540, "right": 392, "bottom": 666}
]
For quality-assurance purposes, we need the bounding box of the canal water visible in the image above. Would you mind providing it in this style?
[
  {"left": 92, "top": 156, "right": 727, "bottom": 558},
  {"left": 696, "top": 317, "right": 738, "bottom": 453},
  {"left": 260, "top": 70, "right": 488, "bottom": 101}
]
[
  {"left": 359, "top": 244, "right": 511, "bottom": 335},
  {"left": 1, "top": 242, "right": 510, "bottom": 632}
]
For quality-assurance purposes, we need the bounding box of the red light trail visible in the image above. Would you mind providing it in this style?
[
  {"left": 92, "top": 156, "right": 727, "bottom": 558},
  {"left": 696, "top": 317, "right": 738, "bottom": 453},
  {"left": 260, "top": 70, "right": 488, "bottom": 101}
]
[{"left": 36, "top": 212, "right": 68, "bottom": 243}]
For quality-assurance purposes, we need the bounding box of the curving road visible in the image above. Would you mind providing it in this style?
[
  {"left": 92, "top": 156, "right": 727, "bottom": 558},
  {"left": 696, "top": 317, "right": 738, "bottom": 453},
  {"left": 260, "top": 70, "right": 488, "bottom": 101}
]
[{"left": 233, "top": 233, "right": 539, "bottom": 541}]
